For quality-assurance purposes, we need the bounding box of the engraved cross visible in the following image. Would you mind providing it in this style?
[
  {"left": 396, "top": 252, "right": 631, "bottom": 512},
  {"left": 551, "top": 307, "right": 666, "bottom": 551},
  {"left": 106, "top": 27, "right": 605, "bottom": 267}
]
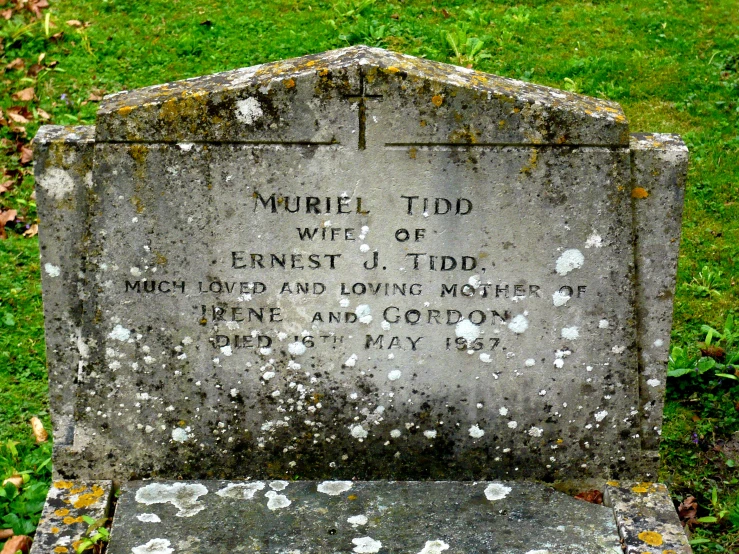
[{"left": 344, "top": 70, "right": 383, "bottom": 150}]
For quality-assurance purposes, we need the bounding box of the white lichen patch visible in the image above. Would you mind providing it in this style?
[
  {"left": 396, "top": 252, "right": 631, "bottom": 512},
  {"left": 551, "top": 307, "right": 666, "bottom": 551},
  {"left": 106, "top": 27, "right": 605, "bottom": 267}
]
[
  {"left": 220, "top": 345, "right": 233, "bottom": 357},
  {"left": 499, "top": 407, "right": 509, "bottom": 416},
  {"left": 484, "top": 483, "right": 512, "bottom": 501},
  {"left": 647, "top": 379, "right": 661, "bottom": 388},
  {"left": 135, "top": 483, "right": 208, "bottom": 517},
  {"left": 360, "top": 244, "right": 371, "bottom": 253},
  {"left": 355, "top": 304, "right": 373, "bottom": 325},
  {"left": 317, "top": 481, "right": 353, "bottom": 496},
  {"left": 507, "top": 314, "right": 529, "bottom": 334},
  {"left": 235, "top": 97, "right": 263, "bottom": 125},
  {"left": 469, "top": 425, "right": 485, "bottom": 438},
  {"left": 507, "top": 421, "right": 518, "bottom": 429},
  {"left": 288, "top": 342, "right": 307, "bottom": 356},
  {"left": 524, "top": 359, "right": 536, "bottom": 367},
  {"left": 585, "top": 233, "right": 603, "bottom": 248},
  {"left": 527, "top": 426, "right": 543, "bottom": 437},
  {"left": 390, "top": 429, "right": 401, "bottom": 438},
  {"left": 348, "top": 514, "right": 368, "bottom": 526},
  {"left": 136, "top": 513, "right": 161, "bottom": 523},
  {"left": 561, "top": 326, "right": 579, "bottom": 340},
  {"left": 269, "top": 481, "right": 289, "bottom": 491},
  {"left": 350, "top": 424, "right": 368, "bottom": 440},
  {"left": 130, "top": 267, "right": 142, "bottom": 277},
  {"left": 594, "top": 410, "right": 609, "bottom": 422},
  {"left": 352, "top": 537, "right": 382, "bottom": 553},
  {"left": 611, "top": 345, "right": 626, "bottom": 354},
  {"left": 265, "top": 490, "right": 291, "bottom": 510},
  {"left": 524, "top": 550, "right": 551, "bottom": 554},
  {"left": 599, "top": 319, "right": 610, "bottom": 329},
  {"left": 132, "top": 538, "right": 173, "bottom": 554},
  {"left": 108, "top": 324, "right": 131, "bottom": 342},
  {"left": 39, "top": 167, "right": 76, "bottom": 200},
  {"left": 552, "top": 290, "right": 570, "bottom": 307},
  {"left": 555, "top": 249, "right": 585, "bottom": 275},
  {"left": 479, "top": 353, "right": 492, "bottom": 363},
  {"left": 171, "top": 427, "right": 190, "bottom": 443},
  {"left": 418, "top": 540, "right": 450, "bottom": 554},
  {"left": 388, "top": 369, "right": 402, "bottom": 381},
  {"left": 44, "top": 263, "right": 61, "bottom": 277},
  {"left": 455, "top": 319, "right": 480, "bottom": 345},
  {"left": 216, "top": 482, "right": 266, "bottom": 500},
  {"left": 423, "top": 429, "right": 437, "bottom": 439},
  {"left": 653, "top": 338, "right": 664, "bottom": 347},
  {"left": 381, "top": 320, "right": 391, "bottom": 331}
]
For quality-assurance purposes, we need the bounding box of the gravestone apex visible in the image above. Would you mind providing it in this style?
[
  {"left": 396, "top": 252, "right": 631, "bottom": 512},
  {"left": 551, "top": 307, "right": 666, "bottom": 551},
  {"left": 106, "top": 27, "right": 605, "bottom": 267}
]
[{"left": 96, "top": 45, "right": 628, "bottom": 146}]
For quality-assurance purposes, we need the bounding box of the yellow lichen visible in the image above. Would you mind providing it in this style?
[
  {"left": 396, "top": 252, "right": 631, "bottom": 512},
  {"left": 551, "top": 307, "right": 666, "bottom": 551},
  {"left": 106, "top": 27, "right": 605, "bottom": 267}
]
[
  {"left": 663, "top": 550, "right": 678, "bottom": 554},
  {"left": 63, "top": 515, "right": 84, "bottom": 525},
  {"left": 54, "top": 481, "right": 74, "bottom": 490},
  {"left": 284, "top": 78, "right": 296, "bottom": 89},
  {"left": 431, "top": 95, "right": 444, "bottom": 107},
  {"left": 69, "top": 485, "right": 87, "bottom": 495},
  {"left": 606, "top": 480, "right": 620, "bottom": 487},
  {"left": 631, "top": 187, "right": 649, "bottom": 199},
  {"left": 347, "top": 494, "right": 358, "bottom": 501},
  {"left": 54, "top": 508, "right": 70, "bottom": 517},
  {"left": 631, "top": 484, "right": 649, "bottom": 493},
  {"left": 73, "top": 492, "right": 102, "bottom": 509},
  {"left": 118, "top": 106, "right": 133, "bottom": 116},
  {"left": 51, "top": 527, "right": 61, "bottom": 534},
  {"left": 54, "top": 547, "right": 69, "bottom": 553},
  {"left": 638, "top": 530, "right": 663, "bottom": 547},
  {"left": 408, "top": 147, "right": 417, "bottom": 160}
]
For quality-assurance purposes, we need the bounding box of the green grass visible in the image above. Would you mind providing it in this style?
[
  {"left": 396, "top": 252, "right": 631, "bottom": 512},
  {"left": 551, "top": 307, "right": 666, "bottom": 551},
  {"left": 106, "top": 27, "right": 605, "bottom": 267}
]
[{"left": 1, "top": 0, "right": 738, "bottom": 550}]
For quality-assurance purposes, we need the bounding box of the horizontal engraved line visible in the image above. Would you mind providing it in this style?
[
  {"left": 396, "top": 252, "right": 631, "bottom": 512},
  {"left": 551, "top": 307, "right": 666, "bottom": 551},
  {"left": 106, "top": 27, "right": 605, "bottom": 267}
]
[
  {"left": 384, "top": 142, "right": 625, "bottom": 149},
  {"left": 102, "top": 139, "right": 341, "bottom": 146}
]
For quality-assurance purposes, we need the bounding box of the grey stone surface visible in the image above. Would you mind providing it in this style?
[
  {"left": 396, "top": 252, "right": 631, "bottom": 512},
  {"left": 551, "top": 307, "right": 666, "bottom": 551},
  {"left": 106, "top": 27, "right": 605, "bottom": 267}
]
[
  {"left": 605, "top": 481, "right": 692, "bottom": 553},
  {"left": 28, "top": 479, "right": 112, "bottom": 554},
  {"left": 108, "top": 480, "right": 622, "bottom": 554},
  {"left": 33, "top": 47, "right": 686, "bottom": 486},
  {"left": 33, "top": 125, "right": 95, "bottom": 447},
  {"left": 630, "top": 134, "right": 688, "bottom": 453}
]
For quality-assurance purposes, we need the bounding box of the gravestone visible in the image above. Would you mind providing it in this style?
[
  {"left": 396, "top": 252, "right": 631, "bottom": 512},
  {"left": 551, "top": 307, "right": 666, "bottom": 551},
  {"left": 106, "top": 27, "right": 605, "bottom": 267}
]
[{"left": 30, "top": 46, "right": 691, "bottom": 553}]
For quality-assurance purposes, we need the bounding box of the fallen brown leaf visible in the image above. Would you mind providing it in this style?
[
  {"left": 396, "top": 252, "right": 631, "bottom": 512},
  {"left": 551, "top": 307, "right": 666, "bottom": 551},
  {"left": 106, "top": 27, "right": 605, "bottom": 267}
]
[
  {"left": 0, "top": 209, "right": 17, "bottom": 239},
  {"left": 23, "top": 223, "right": 38, "bottom": 238},
  {"left": 700, "top": 344, "right": 726, "bottom": 362},
  {"left": 7, "top": 106, "right": 31, "bottom": 124},
  {"left": 678, "top": 495, "right": 698, "bottom": 528},
  {"left": 50, "top": 31, "right": 64, "bottom": 42},
  {"left": 37, "top": 52, "right": 46, "bottom": 64},
  {"left": 19, "top": 145, "right": 33, "bottom": 165},
  {"left": 66, "top": 19, "right": 83, "bottom": 27},
  {"left": 0, "top": 180, "right": 14, "bottom": 193},
  {"left": 5, "top": 57, "right": 25, "bottom": 70},
  {"left": 2, "top": 475, "right": 23, "bottom": 489},
  {"left": 27, "top": 63, "right": 43, "bottom": 77},
  {"left": 574, "top": 489, "right": 604, "bottom": 504},
  {"left": 441, "top": 8, "right": 451, "bottom": 18},
  {"left": 30, "top": 416, "right": 48, "bottom": 442},
  {"left": 88, "top": 92, "right": 103, "bottom": 102},
  {"left": 11, "top": 87, "right": 34, "bottom": 102},
  {"left": 0, "top": 530, "right": 12, "bottom": 540},
  {"left": 1, "top": 9, "right": 12, "bottom": 20},
  {"left": 0, "top": 535, "right": 32, "bottom": 554},
  {"left": 37, "top": 108, "right": 51, "bottom": 120}
]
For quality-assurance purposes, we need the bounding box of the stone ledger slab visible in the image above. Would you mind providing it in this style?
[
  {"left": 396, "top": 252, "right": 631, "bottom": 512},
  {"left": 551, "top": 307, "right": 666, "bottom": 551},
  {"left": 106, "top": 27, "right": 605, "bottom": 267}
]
[{"left": 108, "top": 480, "right": 622, "bottom": 554}]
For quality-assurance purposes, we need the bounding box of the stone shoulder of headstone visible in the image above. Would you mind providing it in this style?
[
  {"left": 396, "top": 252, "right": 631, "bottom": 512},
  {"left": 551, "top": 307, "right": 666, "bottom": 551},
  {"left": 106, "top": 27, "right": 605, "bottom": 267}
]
[
  {"left": 604, "top": 481, "right": 693, "bottom": 554},
  {"left": 96, "top": 45, "right": 628, "bottom": 146}
]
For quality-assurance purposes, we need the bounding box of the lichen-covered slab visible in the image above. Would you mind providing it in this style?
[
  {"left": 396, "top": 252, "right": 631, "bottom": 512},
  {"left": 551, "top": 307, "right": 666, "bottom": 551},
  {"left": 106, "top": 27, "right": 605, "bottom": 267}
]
[
  {"left": 29, "top": 480, "right": 112, "bottom": 554},
  {"left": 604, "top": 481, "right": 692, "bottom": 554},
  {"left": 630, "top": 134, "right": 689, "bottom": 455},
  {"left": 108, "top": 480, "right": 622, "bottom": 554},
  {"left": 33, "top": 126, "right": 95, "bottom": 448},
  {"left": 97, "top": 45, "right": 627, "bottom": 146}
]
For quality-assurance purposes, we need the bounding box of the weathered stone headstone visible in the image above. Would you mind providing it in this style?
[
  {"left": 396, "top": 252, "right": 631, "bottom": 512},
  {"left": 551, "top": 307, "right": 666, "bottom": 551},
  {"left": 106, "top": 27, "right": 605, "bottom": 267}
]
[{"left": 32, "top": 46, "right": 691, "bottom": 553}]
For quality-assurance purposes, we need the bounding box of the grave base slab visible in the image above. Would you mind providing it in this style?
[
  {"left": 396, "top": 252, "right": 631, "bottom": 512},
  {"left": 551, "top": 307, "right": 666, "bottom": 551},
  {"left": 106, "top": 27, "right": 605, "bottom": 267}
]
[{"left": 29, "top": 480, "right": 693, "bottom": 553}]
